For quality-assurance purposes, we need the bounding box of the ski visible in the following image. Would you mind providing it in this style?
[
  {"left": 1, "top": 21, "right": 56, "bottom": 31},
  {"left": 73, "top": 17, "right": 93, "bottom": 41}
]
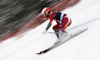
[
  {"left": 36, "top": 48, "right": 51, "bottom": 55},
  {"left": 37, "top": 28, "right": 88, "bottom": 55}
]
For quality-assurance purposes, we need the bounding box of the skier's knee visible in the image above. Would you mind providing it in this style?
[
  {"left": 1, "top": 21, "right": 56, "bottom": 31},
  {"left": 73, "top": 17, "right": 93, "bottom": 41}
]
[
  {"left": 52, "top": 28, "right": 56, "bottom": 31},
  {"left": 52, "top": 28, "right": 57, "bottom": 32}
]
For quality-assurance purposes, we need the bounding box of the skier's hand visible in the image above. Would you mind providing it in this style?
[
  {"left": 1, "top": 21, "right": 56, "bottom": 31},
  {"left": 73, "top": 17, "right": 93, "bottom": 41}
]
[{"left": 42, "top": 29, "right": 47, "bottom": 34}]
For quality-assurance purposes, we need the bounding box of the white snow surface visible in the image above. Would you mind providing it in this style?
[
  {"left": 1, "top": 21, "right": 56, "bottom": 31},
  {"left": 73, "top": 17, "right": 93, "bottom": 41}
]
[{"left": 0, "top": 0, "right": 100, "bottom": 60}]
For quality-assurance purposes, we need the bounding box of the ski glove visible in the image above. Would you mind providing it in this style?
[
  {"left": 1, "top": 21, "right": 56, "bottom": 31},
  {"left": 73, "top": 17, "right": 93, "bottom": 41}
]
[{"left": 42, "top": 29, "right": 47, "bottom": 34}]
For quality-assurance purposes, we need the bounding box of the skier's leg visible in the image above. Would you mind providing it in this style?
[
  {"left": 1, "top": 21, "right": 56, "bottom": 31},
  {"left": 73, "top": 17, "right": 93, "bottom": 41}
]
[
  {"left": 53, "top": 24, "right": 62, "bottom": 44},
  {"left": 57, "top": 17, "right": 72, "bottom": 40},
  {"left": 53, "top": 23, "right": 60, "bottom": 38},
  {"left": 59, "top": 16, "right": 72, "bottom": 32},
  {"left": 53, "top": 28, "right": 59, "bottom": 38}
]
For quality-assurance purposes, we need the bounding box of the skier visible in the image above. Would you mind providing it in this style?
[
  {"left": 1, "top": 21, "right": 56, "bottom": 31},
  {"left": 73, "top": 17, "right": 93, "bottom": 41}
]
[{"left": 42, "top": 7, "right": 72, "bottom": 43}]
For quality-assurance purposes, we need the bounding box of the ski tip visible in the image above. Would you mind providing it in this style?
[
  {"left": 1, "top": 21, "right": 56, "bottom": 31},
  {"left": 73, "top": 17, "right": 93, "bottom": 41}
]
[
  {"left": 36, "top": 48, "right": 51, "bottom": 55},
  {"left": 36, "top": 52, "right": 45, "bottom": 55}
]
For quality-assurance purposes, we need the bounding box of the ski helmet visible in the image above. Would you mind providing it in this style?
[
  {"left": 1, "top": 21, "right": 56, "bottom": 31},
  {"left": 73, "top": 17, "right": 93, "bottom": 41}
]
[{"left": 42, "top": 7, "right": 50, "bottom": 16}]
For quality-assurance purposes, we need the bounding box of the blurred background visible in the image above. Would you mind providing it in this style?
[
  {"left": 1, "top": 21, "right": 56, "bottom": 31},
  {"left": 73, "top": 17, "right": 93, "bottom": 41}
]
[{"left": 0, "top": 0, "right": 60, "bottom": 38}]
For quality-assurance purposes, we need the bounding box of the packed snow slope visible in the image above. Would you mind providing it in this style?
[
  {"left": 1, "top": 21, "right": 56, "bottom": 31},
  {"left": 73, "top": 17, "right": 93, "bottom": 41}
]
[{"left": 0, "top": 0, "right": 100, "bottom": 60}]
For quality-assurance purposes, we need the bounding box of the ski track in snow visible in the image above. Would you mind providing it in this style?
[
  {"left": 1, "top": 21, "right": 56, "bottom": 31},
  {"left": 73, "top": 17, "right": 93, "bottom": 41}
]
[{"left": 0, "top": 0, "right": 100, "bottom": 60}]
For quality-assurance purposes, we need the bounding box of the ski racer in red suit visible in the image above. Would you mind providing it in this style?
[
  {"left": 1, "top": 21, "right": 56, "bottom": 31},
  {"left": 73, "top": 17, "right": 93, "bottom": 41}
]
[{"left": 42, "top": 7, "right": 72, "bottom": 41}]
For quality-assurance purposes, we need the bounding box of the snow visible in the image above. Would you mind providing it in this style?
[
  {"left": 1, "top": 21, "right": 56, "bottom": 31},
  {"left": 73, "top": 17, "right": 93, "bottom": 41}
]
[{"left": 0, "top": 0, "right": 100, "bottom": 60}]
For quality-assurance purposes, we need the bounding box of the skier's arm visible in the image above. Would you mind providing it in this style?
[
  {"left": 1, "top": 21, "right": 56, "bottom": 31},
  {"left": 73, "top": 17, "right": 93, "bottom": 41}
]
[
  {"left": 42, "top": 23, "right": 52, "bottom": 34},
  {"left": 45, "top": 12, "right": 55, "bottom": 31},
  {"left": 46, "top": 23, "right": 52, "bottom": 31},
  {"left": 42, "top": 12, "right": 56, "bottom": 34},
  {"left": 42, "top": 18, "right": 53, "bottom": 34}
]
